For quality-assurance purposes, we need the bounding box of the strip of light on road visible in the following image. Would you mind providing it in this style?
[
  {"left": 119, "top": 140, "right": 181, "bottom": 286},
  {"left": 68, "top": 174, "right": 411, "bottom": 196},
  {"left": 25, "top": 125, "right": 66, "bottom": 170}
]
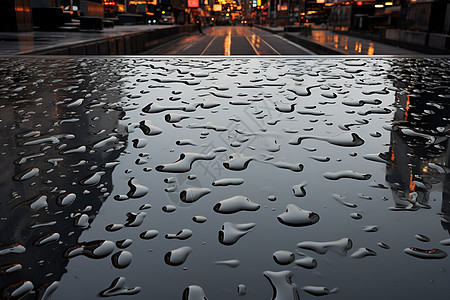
[
  {"left": 257, "top": 36, "right": 281, "bottom": 55},
  {"left": 200, "top": 36, "right": 218, "bottom": 55},
  {"left": 224, "top": 29, "right": 231, "bottom": 55},
  {"left": 244, "top": 35, "right": 260, "bottom": 55}
]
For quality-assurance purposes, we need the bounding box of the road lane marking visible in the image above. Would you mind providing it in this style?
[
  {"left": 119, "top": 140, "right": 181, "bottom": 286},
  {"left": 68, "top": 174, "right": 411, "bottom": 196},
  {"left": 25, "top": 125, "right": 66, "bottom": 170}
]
[
  {"left": 224, "top": 29, "right": 231, "bottom": 55},
  {"left": 200, "top": 35, "right": 218, "bottom": 55},
  {"left": 244, "top": 35, "right": 260, "bottom": 55},
  {"left": 257, "top": 36, "right": 281, "bottom": 55}
]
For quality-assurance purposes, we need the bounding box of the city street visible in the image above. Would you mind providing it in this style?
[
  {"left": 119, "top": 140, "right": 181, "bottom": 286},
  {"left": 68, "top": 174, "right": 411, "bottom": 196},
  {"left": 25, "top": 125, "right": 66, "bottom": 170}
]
[{"left": 145, "top": 25, "right": 315, "bottom": 55}]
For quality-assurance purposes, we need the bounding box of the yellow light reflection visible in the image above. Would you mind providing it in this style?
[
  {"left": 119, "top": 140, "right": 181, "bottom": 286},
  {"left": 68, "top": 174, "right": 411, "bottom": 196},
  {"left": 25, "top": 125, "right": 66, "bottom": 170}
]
[
  {"left": 224, "top": 30, "right": 231, "bottom": 55},
  {"left": 368, "top": 43, "right": 374, "bottom": 55}
]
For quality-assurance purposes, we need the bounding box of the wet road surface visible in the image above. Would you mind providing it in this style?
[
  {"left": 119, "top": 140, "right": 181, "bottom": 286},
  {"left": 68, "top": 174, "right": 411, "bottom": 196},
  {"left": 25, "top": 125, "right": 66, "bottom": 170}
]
[
  {"left": 309, "top": 30, "right": 422, "bottom": 55},
  {"left": 145, "top": 26, "right": 315, "bottom": 55}
]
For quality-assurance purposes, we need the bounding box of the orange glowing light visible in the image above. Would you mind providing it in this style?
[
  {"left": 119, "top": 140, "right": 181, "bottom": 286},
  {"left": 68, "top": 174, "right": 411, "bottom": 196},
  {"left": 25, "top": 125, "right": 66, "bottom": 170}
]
[
  {"left": 356, "top": 1, "right": 363, "bottom": 5},
  {"left": 409, "top": 170, "right": 416, "bottom": 192}
]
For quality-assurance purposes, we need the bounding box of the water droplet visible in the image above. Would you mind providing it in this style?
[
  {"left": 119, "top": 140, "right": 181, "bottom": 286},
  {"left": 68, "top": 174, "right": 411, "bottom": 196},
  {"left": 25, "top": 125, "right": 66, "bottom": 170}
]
[
  {"left": 13, "top": 167, "right": 39, "bottom": 181},
  {"left": 80, "top": 171, "right": 105, "bottom": 186},
  {"left": 267, "top": 160, "right": 303, "bottom": 172},
  {"left": 180, "top": 188, "right": 211, "bottom": 203},
  {"left": 377, "top": 242, "right": 390, "bottom": 249},
  {"left": 182, "top": 285, "right": 207, "bottom": 300},
  {"left": 92, "top": 136, "right": 118, "bottom": 150},
  {"left": 74, "top": 214, "right": 89, "bottom": 228},
  {"left": 370, "top": 131, "right": 382, "bottom": 138},
  {"left": 176, "top": 139, "right": 197, "bottom": 146},
  {"left": 288, "top": 86, "right": 315, "bottom": 96},
  {"left": 415, "top": 234, "right": 430, "bottom": 242},
  {"left": 358, "top": 107, "right": 391, "bottom": 116},
  {"left": 277, "top": 204, "right": 319, "bottom": 227},
  {"left": 124, "top": 212, "right": 146, "bottom": 227},
  {"left": 294, "top": 256, "right": 317, "bottom": 269},
  {"left": 342, "top": 99, "right": 382, "bottom": 106},
  {"left": 165, "top": 113, "right": 190, "bottom": 123},
  {"left": 0, "top": 243, "right": 26, "bottom": 255},
  {"left": 140, "top": 230, "right": 159, "bottom": 240},
  {"left": 34, "top": 233, "right": 60, "bottom": 246},
  {"left": 289, "top": 132, "right": 364, "bottom": 147},
  {"left": 2, "top": 281, "right": 34, "bottom": 299},
  {"left": 162, "top": 205, "right": 176, "bottom": 213},
  {"left": 64, "top": 240, "right": 115, "bottom": 259},
  {"left": 212, "top": 178, "right": 245, "bottom": 186},
  {"left": 302, "top": 286, "right": 330, "bottom": 296},
  {"left": 100, "top": 277, "right": 141, "bottom": 297},
  {"left": 363, "top": 225, "right": 378, "bottom": 232},
  {"left": 30, "top": 195, "right": 48, "bottom": 211},
  {"left": 213, "top": 196, "right": 260, "bottom": 214},
  {"left": 193, "top": 216, "right": 207, "bottom": 223},
  {"left": 237, "top": 284, "right": 247, "bottom": 296},
  {"left": 219, "top": 222, "right": 255, "bottom": 246},
  {"left": 333, "top": 194, "right": 357, "bottom": 208},
  {"left": 106, "top": 224, "right": 124, "bottom": 232},
  {"left": 297, "top": 238, "right": 353, "bottom": 256},
  {"left": 351, "top": 247, "right": 377, "bottom": 258},
  {"left": 164, "top": 246, "right": 192, "bottom": 266},
  {"left": 0, "top": 263, "right": 22, "bottom": 275},
  {"left": 273, "top": 251, "right": 295, "bottom": 265},
  {"left": 139, "top": 120, "right": 162, "bottom": 136},
  {"left": 116, "top": 239, "right": 133, "bottom": 249},
  {"left": 350, "top": 213, "right": 362, "bottom": 220},
  {"left": 404, "top": 248, "right": 447, "bottom": 259},
  {"left": 214, "top": 259, "right": 240, "bottom": 268},
  {"left": 263, "top": 270, "right": 300, "bottom": 300},
  {"left": 56, "top": 193, "right": 76, "bottom": 206},
  {"left": 132, "top": 138, "right": 148, "bottom": 149},
  {"left": 223, "top": 153, "right": 253, "bottom": 171},
  {"left": 324, "top": 170, "right": 371, "bottom": 181},
  {"left": 440, "top": 238, "right": 450, "bottom": 246},
  {"left": 292, "top": 182, "right": 307, "bottom": 197},
  {"left": 126, "top": 178, "right": 149, "bottom": 199},
  {"left": 139, "top": 204, "right": 152, "bottom": 210},
  {"left": 268, "top": 195, "right": 277, "bottom": 201},
  {"left": 166, "top": 229, "right": 193, "bottom": 240},
  {"left": 156, "top": 152, "right": 216, "bottom": 173},
  {"left": 310, "top": 156, "right": 330, "bottom": 162}
]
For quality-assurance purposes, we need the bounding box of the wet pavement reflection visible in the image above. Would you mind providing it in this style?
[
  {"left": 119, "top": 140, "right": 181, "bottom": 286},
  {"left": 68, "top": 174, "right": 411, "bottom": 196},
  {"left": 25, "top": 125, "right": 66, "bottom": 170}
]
[
  {"left": 0, "top": 57, "right": 449, "bottom": 300},
  {"left": 310, "top": 30, "right": 421, "bottom": 55}
]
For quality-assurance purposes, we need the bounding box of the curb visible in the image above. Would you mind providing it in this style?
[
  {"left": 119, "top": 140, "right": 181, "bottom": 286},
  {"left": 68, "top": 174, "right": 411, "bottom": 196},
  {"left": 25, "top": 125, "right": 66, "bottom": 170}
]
[
  {"left": 282, "top": 33, "right": 346, "bottom": 55},
  {"left": 20, "top": 25, "right": 196, "bottom": 55}
]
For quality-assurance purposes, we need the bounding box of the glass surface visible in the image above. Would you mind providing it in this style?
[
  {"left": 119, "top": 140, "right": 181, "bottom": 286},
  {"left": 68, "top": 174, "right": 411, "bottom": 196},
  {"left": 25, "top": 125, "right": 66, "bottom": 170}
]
[{"left": 0, "top": 57, "right": 449, "bottom": 300}]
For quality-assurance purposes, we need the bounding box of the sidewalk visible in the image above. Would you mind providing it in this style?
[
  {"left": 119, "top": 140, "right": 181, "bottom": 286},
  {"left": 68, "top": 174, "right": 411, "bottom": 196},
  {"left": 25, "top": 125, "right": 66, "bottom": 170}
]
[
  {"left": 0, "top": 24, "right": 196, "bottom": 55},
  {"left": 257, "top": 25, "right": 422, "bottom": 55}
]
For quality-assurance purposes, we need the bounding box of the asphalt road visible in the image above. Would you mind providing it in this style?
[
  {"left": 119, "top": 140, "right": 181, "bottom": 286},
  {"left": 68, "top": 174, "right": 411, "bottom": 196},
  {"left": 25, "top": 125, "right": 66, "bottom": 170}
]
[{"left": 144, "top": 25, "right": 316, "bottom": 55}]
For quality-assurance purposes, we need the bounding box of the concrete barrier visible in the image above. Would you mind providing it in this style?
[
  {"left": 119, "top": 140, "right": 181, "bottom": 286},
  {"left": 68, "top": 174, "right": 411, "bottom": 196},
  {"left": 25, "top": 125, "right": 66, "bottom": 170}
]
[
  {"left": 385, "top": 29, "right": 427, "bottom": 46},
  {"left": 428, "top": 33, "right": 450, "bottom": 50}
]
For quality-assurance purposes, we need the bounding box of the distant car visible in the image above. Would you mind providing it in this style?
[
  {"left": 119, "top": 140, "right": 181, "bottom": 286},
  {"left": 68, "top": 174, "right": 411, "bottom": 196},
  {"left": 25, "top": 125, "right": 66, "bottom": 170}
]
[{"left": 159, "top": 14, "right": 174, "bottom": 25}]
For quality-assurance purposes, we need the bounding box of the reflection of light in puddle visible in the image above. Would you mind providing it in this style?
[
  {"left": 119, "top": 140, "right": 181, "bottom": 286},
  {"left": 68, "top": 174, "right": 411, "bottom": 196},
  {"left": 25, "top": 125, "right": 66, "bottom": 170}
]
[{"left": 368, "top": 43, "right": 375, "bottom": 55}]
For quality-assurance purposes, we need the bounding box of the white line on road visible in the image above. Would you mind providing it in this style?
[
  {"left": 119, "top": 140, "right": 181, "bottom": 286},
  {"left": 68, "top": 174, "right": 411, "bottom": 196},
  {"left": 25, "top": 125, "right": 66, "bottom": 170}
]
[
  {"left": 244, "top": 35, "right": 260, "bottom": 55},
  {"left": 257, "top": 35, "right": 281, "bottom": 55},
  {"left": 274, "top": 34, "right": 316, "bottom": 55},
  {"left": 200, "top": 35, "right": 218, "bottom": 55}
]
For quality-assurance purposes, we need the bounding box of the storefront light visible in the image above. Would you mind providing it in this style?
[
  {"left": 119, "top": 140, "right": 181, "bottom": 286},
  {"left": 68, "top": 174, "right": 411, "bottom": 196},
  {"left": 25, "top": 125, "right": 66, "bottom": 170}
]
[{"left": 374, "top": 4, "right": 384, "bottom": 8}]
